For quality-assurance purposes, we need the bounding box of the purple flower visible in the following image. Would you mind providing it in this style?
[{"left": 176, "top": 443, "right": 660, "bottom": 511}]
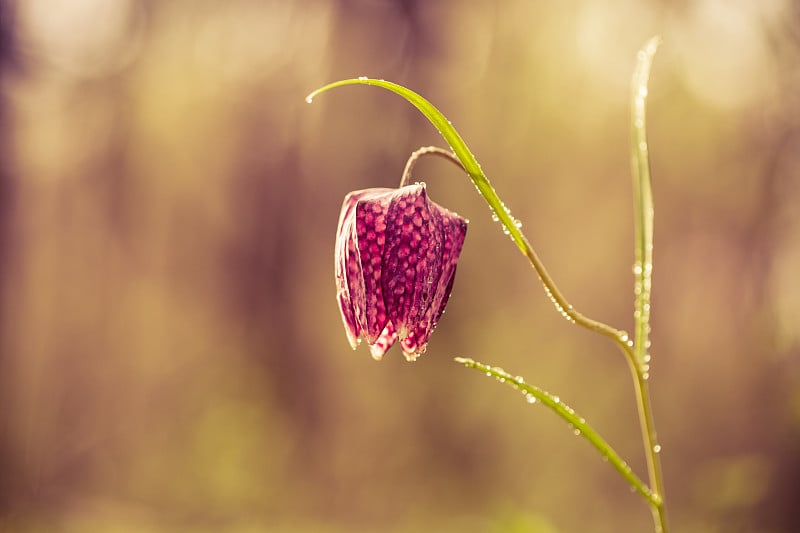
[{"left": 335, "top": 183, "right": 468, "bottom": 361}]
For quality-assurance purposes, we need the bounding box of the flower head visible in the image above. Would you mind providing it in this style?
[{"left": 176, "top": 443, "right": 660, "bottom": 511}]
[{"left": 335, "top": 183, "right": 467, "bottom": 361}]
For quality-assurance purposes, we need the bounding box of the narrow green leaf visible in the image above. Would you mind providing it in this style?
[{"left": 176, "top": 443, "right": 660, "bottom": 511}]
[
  {"left": 306, "top": 79, "right": 528, "bottom": 255},
  {"left": 455, "top": 356, "right": 658, "bottom": 507},
  {"left": 630, "top": 37, "right": 660, "bottom": 369}
]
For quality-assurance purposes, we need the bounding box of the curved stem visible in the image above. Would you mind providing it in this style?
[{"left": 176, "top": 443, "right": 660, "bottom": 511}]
[{"left": 399, "top": 146, "right": 464, "bottom": 187}]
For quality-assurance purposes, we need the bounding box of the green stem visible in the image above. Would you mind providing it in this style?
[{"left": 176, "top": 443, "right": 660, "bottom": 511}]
[
  {"left": 455, "top": 357, "right": 659, "bottom": 507},
  {"left": 399, "top": 146, "right": 464, "bottom": 187},
  {"left": 628, "top": 357, "right": 667, "bottom": 532}
]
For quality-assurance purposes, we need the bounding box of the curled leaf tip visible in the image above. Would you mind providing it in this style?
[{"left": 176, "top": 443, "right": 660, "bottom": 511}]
[
  {"left": 305, "top": 78, "right": 384, "bottom": 105},
  {"left": 639, "top": 36, "right": 662, "bottom": 59}
]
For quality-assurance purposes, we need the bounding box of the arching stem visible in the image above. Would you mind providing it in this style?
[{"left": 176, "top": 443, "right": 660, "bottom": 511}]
[{"left": 399, "top": 146, "right": 464, "bottom": 187}]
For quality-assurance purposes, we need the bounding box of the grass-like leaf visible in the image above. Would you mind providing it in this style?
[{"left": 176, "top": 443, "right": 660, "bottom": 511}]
[
  {"left": 306, "top": 79, "right": 528, "bottom": 255},
  {"left": 629, "top": 37, "right": 669, "bottom": 533},
  {"left": 630, "top": 37, "right": 660, "bottom": 369},
  {"left": 455, "top": 357, "right": 658, "bottom": 506}
]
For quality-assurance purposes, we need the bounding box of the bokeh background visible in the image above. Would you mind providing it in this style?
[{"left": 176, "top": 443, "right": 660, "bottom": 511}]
[{"left": 1, "top": 0, "right": 799, "bottom": 532}]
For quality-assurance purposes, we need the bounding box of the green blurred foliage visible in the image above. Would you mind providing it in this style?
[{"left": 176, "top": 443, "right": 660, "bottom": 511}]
[{"left": 1, "top": 0, "right": 799, "bottom": 532}]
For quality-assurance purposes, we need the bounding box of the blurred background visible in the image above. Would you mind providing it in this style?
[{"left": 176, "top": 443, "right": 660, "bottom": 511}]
[{"left": 1, "top": 0, "right": 799, "bottom": 532}]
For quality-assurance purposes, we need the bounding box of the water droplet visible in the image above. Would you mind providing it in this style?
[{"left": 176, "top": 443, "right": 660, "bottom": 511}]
[
  {"left": 642, "top": 372, "right": 650, "bottom": 380},
  {"left": 526, "top": 394, "right": 536, "bottom": 404},
  {"left": 573, "top": 428, "right": 581, "bottom": 436},
  {"left": 632, "top": 264, "right": 643, "bottom": 275},
  {"left": 643, "top": 354, "right": 651, "bottom": 363},
  {"left": 305, "top": 96, "right": 313, "bottom": 104},
  {"left": 485, "top": 371, "right": 492, "bottom": 377},
  {"left": 552, "top": 396, "right": 560, "bottom": 404},
  {"left": 620, "top": 333, "right": 629, "bottom": 343},
  {"left": 515, "top": 376, "right": 524, "bottom": 384},
  {"left": 653, "top": 444, "right": 662, "bottom": 454},
  {"left": 514, "top": 219, "right": 522, "bottom": 228},
  {"left": 491, "top": 213, "right": 499, "bottom": 222},
  {"left": 358, "top": 76, "right": 368, "bottom": 81}
]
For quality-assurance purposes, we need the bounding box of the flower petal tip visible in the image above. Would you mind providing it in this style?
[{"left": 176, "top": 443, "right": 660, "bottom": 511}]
[{"left": 403, "top": 352, "right": 420, "bottom": 363}]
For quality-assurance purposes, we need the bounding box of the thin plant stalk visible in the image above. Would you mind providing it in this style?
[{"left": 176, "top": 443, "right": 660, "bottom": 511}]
[{"left": 399, "top": 146, "right": 464, "bottom": 187}]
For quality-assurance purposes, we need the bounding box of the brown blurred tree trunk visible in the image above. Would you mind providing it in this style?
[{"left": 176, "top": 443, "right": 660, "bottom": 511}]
[{"left": 0, "top": 0, "right": 17, "bottom": 519}]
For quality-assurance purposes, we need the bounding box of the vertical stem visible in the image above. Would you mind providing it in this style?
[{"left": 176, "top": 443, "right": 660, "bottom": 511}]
[{"left": 624, "top": 352, "right": 668, "bottom": 532}]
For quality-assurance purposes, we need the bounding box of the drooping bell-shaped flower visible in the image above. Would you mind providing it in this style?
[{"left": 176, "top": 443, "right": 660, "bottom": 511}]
[{"left": 335, "top": 183, "right": 467, "bottom": 361}]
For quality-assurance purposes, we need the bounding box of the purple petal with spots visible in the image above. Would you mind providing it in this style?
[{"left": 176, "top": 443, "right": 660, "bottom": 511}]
[
  {"left": 335, "top": 190, "right": 372, "bottom": 348},
  {"left": 334, "top": 183, "right": 467, "bottom": 361},
  {"left": 354, "top": 191, "right": 393, "bottom": 343}
]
